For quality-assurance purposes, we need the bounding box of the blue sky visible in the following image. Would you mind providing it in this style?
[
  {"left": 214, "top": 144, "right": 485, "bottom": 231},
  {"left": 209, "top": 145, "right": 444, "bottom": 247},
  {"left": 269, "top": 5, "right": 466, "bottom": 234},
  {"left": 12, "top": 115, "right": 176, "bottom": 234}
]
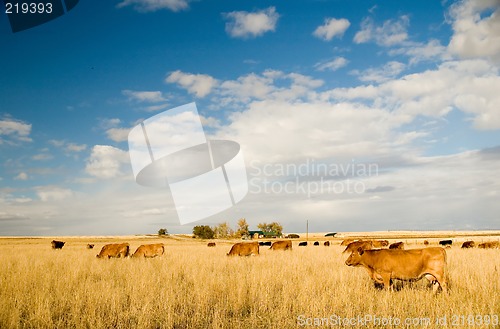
[{"left": 1, "top": 0, "right": 500, "bottom": 235}]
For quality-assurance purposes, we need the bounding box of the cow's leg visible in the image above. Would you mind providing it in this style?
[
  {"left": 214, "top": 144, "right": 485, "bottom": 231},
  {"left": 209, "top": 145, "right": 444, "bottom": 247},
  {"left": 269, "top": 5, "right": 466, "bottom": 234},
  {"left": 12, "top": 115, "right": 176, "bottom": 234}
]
[{"left": 382, "top": 274, "right": 392, "bottom": 291}]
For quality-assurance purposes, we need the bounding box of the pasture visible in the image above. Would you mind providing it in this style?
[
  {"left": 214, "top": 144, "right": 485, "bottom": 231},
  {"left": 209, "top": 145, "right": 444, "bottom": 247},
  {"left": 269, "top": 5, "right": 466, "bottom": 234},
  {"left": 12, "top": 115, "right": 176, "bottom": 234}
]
[{"left": 0, "top": 236, "right": 499, "bottom": 328}]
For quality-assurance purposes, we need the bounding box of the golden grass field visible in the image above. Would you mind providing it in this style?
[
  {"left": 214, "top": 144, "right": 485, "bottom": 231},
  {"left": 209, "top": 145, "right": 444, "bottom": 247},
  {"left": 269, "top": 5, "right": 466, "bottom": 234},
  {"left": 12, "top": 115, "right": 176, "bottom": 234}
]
[{"left": 0, "top": 234, "right": 499, "bottom": 329}]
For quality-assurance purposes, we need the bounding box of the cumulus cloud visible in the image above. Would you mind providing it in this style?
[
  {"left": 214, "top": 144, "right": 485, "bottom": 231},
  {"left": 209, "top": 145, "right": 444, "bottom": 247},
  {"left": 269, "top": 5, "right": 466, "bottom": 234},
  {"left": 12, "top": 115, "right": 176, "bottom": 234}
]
[
  {"left": 66, "top": 143, "right": 87, "bottom": 152},
  {"left": 85, "top": 145, "right": 130, "bottom": 179},
  {"left": 351, "top": 61, "right": 406, "bottom": 83},
  {"left": 327, "top": 59, "right": 500, "bottom": 130},
  {"left": 313, "top": 18, "right": 350, "bottom": 41},
  {"left": 116, "top": 0, "right": 189, "bottom": 12},
  {"left": 223, "top": 7, "right": 279, "bottom": 38},
  {"left": 314, "top": 57, "right": 349, "bottom": 71},
  {"left": 0, "top": 117, "right": 32, "bottom": 144},
  {"left": 389, "top": 39, "right": 449, "bottom": 65},
  {"left": 354, "top": 15, "right": 410, "bottom": 46},
  {"left": 106, "top": 128, "right": 130, "bottom": 143},
  {"left": 213, "top": 70, "right": 323, "bottom": 107},
  {"left": 166, "top": 70, "right": 218, "bottom": 98},
  {"left": 447, "top": 0, "right": 500, "bottom": 62},
  {"left": 122, "top": 90, "right": 167, "bottom": 103}
]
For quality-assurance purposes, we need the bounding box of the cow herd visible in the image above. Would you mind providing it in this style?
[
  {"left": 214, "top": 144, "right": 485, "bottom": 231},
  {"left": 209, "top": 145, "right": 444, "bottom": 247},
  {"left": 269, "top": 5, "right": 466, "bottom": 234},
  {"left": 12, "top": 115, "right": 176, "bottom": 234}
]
[
  {"left": 51, "top": 241, "right": 165, "bottom": 258},
  {"left": 50, "top": 236, "right": 499, "bottom": 294}
]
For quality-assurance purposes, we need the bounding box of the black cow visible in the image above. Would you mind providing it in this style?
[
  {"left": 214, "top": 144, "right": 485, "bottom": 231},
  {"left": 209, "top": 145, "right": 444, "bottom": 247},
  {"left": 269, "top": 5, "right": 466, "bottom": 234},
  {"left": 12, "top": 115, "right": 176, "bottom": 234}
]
[
  {"left": 324, "top": 241, "right": 330, "bottom": 246},
  {"left": 51, "top": 240, "right": 65, "bottom": 249},
  {"left": 313, "top": 241, "right": 320, "bottom": 246},
  {"left": 259, "top": 241, "right": 272, "bottom": 246},
  {"left": 439, "top": 240, "right": 452, "bottom": 247},
  {"left": 298, "top": 242, "right": 308, "bottom": 246}
]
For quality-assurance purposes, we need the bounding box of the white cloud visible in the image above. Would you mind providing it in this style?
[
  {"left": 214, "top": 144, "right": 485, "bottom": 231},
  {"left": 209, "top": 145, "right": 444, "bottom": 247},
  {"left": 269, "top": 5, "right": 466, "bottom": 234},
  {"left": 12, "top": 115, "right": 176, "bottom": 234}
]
[
  {"left": 327, "top": 59, "right": 500, "bottom": 129},
  {"left": 313, "top": 18, "right": 350, "bottom": 41},
  {"left": 314, "top": 57, "right": 349, "bottom": 71},
  {"left": 85, "top": 145, "right": 130, "bottom": 179},
  {"left": 223, "top": 7, "right": 279, "bottom": 38},
  {"left": 106, "top": 128, "right": 131, "bottom": 143},
  {"left": 32, "top": 153, "right": 53, "bottom": 161},
  {"left": 214, "top": 70, "right": 323, "bottom": 107},
  {"left": 389, "top": 39, "right": 449, "bottom": 65},
  {"left": 14, "top": 172, "right": 28, "bottom": 181},
  {"left": 166, "top": 70, "right": 218, "bottom": 98},
  {"left": 116, "top": 0, "right": 189, "bottom": 12},
  {"left": 354, "top": 15, "right": 410, "bottom": 46},
  {"left": 447, "top": 0, "right": 500, "bottom": 62},
  {"left": 0, "top": 117, "right": 32, "bottom": 144},
  {"left": 351, "top": 61, "right": 406, "bottom": 83},
  {"left": 35, "top": 186, "right": 73, "bottom": 202},
  {"left": 66, "top": 143, "right": 87, "bottom": 152},
  {"left": 122, "top": 90, "right": 167, "bottom": 103}
]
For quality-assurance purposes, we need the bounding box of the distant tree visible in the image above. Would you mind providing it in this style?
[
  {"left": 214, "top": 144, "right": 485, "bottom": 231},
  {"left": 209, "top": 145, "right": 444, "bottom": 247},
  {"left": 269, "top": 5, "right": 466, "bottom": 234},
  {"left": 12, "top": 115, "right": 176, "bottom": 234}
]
[
  {"left": 158, "top": 228, "right": 168, "bottom": 236},
  {"left": 193, "top": 225, "right": 215, "bottom": 239},
  {"left": 213, "top": 222, "right": 234, "bottom": 239},
  {"left": 257, "top": 222, "right": 283, "bottom": 237},
  {"left": 235, "top": 218, "right": 249, "bottom": 238}
]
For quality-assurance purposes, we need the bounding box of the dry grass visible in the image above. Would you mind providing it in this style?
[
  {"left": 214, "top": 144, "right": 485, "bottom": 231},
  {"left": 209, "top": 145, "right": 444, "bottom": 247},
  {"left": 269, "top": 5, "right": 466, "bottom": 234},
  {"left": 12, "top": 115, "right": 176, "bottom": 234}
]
[{"left": 0, "top": 236, "right": 499, "bottom": 328}]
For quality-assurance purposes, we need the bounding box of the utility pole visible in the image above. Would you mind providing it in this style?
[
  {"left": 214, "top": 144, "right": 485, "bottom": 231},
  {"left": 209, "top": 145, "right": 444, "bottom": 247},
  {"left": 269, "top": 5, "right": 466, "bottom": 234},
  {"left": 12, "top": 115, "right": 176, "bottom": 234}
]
[{"left": 306, "top": 220, "right": 309, "bottom": 242}]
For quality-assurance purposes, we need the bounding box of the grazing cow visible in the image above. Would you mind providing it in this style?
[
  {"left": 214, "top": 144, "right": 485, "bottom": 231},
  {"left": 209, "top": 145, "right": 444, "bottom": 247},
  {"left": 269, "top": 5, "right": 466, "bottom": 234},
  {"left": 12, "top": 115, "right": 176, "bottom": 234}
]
[
  {"left": 324, "top": 241, "right": 330, "bottom": 247},
  {"left": 389, "top": 241, "right": 404, "bottom": 250},
  {"left": 372, "top": 240, "right": 389, "bottom": 248},
  {"left": 51, "top": 240, "right": 65, "bottom": 249},
  {"left": 87, "top": 244, "right": 94, "bottom": 249},
  {"left": 270, "top": 240, "right": 292, "bottom": 251},
  {"left": 345, "top": 247, "right": 447, "bottom": 293},
  {"left": 227, "top": 242, "right": 259, "bottom": 256},
  {"left": 343, "top": 240, "right": 373, "bottom": 254},
  {"left": 439, "top": 240, "right": 452, "bottom": 247},
  {"left": 341, "top": 239, "right": 356, "bottom": 246},
  {"left": 298, "top": 242, "right": 308, "bottom": 246},
  {"left": 478, "top": 241, "right": 500, "bottom": 249},
  {"left": 207, "top": 242, "right": 216, "bottom": 247},
  {"left": 423, "top": 240, "right": 429, "bottom": 246},
  {"left": 461, "top": 241, "right": 475, "bottom": 249},
  {"left": 313, "top": 241, "right": 320, "bottom": 246},
  {"left": 96, "top": 243, "right": 129, "bottom": 258},
  {"left": 132, "top": 243, "right": 164, "bottom": 258},
  {"left": 259, "top": 241, "right": 272, "bottom": 246}
]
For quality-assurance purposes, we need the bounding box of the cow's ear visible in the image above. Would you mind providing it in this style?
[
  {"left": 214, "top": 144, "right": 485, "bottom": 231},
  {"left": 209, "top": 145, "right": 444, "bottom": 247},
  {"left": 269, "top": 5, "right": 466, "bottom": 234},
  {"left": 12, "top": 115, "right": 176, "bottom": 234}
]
[{"left": 357, "top": 247, "right": 364, "bottom": 255}]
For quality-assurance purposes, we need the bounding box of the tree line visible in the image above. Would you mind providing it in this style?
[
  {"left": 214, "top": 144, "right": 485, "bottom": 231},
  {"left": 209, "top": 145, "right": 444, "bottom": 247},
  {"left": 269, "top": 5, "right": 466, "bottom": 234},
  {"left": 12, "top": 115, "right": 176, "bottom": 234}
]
[{"left": 192, "top": 219, "right": 284, "bottom": 239}]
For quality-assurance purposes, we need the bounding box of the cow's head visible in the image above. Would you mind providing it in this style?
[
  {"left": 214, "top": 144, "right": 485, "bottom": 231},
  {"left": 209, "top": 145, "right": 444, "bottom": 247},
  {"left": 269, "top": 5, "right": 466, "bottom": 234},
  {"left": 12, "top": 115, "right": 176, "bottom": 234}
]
[{"left": 345, "top": 247, "right": 364, "bottom": 266}]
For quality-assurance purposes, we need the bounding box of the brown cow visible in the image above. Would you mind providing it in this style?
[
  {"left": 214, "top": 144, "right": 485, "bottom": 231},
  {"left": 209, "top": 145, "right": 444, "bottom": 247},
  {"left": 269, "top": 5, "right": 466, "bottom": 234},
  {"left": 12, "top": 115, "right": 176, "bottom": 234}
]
[
  {"left": 207, "top": 242, "right": 216, "bottom": 247},
  {"left": 96, "top": 243, "right": 129, "bottom": 258},
  {"left": 461, "top": 241, "right": 475, "bottom": 249},
  {"left": 345, "top": 247, "right": 447, "bottom": 293},
  {"left": 132, "top": 243, "right": 164, "bottom": 258},
  {"left": 51, "top": 240, "right": 65, "bottom": 249},
  {"left": 389, "top": 241, "right": 404, "bottom": 250},
  {"left": 87, "top": 244, "right": 94, "bottom": 249},
  {"left": 478, "top": 241, "right": 499, "bottom": 249},
  {"left": 343, "top": 240, "right": 373, "bottom": 253},
  {"left": 227, "top": 242, "right": 259, "bottom": 256},
  {"left": 423, "top": 240, "right": 429, "bottom": 246},
  {"left": 372, "top": 240, "right": 389, "bottom": 248},
  {"left": 324, "top": 241, "right": 330, "bottom": 247},
  {"left": 270, "top": 240, "right": 292, "bottom": 251}
]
